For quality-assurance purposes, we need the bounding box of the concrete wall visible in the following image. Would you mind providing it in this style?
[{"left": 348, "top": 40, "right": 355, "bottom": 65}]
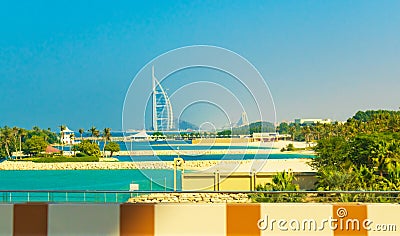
[
  {"left": 183, "top": 172, "right": 317, "bottom": 191},
  {"left": 6, "top": 203, "right": 400, "bottom": 235},
  {"left": 182, "top": 175, "right": 216, "bottom": 191},
  {"left": 0, "top": 204, "right": 13, "bottom": 235}
]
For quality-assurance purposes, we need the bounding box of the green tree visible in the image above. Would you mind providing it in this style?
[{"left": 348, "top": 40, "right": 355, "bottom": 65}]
[
  {"left": 0, "top": 126, "right": 58, "bottom": 158},
  {"left": 311, "top": 136, "right": 350, "bottom": 169},
  {"left": 278, "top": 122, "right": 290, "bottom": 135},
  {"left": 0, "top": 127, "right": 12, "bottom": 157},
  {"left": 23, "top": 135, "right": 48, "bottom": 156},
  {"left": 217, "top": 130, "right": 231, "bottom": 137},
  {"left": 316, "top": 166, "right": 355, "bottom": 191},
  {"left": 152, "top": 132, "right": 164, "bottom": 140},
  {"left": 309, "top": 110, "right": 400, "bottom": 202},
  {"left": 74, "top": 140, "right": 101, "bottom": 156},
  {"left": 104, "top": 142, "right": 120, "bottom": 157}
]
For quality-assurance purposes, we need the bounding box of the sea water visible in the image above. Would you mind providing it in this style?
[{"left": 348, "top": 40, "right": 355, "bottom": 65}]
[
  {"left": 117, "top": 153, "right": 315, "bottom": 162},
  {"left": 0, "top": 169, "right": 180, "bottom": 203},
  {"left": 57, "top": 141, "right": 275, "bottom": 151}
]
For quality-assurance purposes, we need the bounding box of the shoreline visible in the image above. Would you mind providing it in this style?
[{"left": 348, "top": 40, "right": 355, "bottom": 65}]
[
  {"left": 0, "top": 141, "right": 315, "bottom": 171},
  {"left": 0, "top": 158, "right": 315, "bottom": 172}
]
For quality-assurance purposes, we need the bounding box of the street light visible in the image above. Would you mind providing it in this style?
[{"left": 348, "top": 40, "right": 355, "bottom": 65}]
[{"left": 173, "top": 147, "right": 184, "bottom": 191}]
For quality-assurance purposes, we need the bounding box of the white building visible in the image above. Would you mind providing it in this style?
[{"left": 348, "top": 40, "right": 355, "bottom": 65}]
[
  {"left": 61, "top": 127, "right": 76, "bottom": 145},
  {"left": 252, "top": 132, "right": 290, "bottom": 142},
  {"left": 294, "top": 118, "right": 332, "bottom": 125},
  {"left": 128, "top": 130, "right": 151, "bottom": 141}
]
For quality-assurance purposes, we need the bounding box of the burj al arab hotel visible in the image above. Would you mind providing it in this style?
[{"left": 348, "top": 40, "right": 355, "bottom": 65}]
[{"left": 152, "top": 66, "right": 174, "bottom": 131}]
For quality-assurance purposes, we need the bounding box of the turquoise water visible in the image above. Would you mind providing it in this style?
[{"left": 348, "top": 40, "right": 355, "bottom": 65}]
[
  {"left": 118, "top": 153, "right": 315, "bottom": 162},
  {"left": 0, "top": 154, "right": 314, "bottom": 202},
  {"left": 0, "top": 169, "right": 179, "bottom": 191},
  {"left": 0, "top": 169, "right": 180, "bottom": 203},
  {"left": 57, "top": 141, "right": 274, "bottom": 151}
]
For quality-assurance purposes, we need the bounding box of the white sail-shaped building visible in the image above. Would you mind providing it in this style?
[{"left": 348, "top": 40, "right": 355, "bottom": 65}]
[{"left": 152, "top": 66, "right": 174, "bottom": 131}]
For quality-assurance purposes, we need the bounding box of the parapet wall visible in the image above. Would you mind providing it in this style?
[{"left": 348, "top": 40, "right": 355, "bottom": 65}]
[{"left": 3, "top": 203, "right": 399, "bottom": 235}]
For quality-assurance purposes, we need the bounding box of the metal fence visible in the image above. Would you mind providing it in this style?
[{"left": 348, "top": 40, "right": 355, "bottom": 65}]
[{"left": 1, "top": 190, "right": 400, "bottom": 204}]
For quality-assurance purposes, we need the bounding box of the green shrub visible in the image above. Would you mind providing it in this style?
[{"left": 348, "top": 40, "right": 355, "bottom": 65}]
[
  {"left": 286, "top": 143, "right": 295, "bottom": 151},
  {"left": 250, "top": 171, "right": 304, "bottom": 203},
  {"left": 75, "top": 152, "right": 88, "bottom": 157},
  {"left": 32, "top": 156, "right": 99, "bottom": 163}
]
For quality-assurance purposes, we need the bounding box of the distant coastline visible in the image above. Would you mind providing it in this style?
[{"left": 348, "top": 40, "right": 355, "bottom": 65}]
[{"left": 111, "top": 140, "right": 315, "bottom": 156}]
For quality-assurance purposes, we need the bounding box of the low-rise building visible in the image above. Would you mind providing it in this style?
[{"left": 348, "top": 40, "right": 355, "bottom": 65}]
[
  {"left": 294, "top": 118, "right": 332, "bottom": 125},
  {"left": 252, "top": 132, "right": 290, "bottom": 142}
]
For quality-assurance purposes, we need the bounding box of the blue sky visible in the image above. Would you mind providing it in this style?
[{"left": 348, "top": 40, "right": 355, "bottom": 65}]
[{"left": 1, "top": 1, "right": 399, "bottom": 131}]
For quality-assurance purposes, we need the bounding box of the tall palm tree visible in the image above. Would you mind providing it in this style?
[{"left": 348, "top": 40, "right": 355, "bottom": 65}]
[
  {"left": 88, "top": 126, "right": 97, "bottom": 143},
  {"left": 59, "top": 125, "right": 66, "bottom": 155},
  {"left": 93, "top": 129, "right": 100, "bottom": 145},
  {"left": 17, "top": 128, "right": 27, "bottom": 154},
  {"left": 78, "top": 128, "right": 84, "bottom": 141},
  {"left": 102, "top": 128, "right": 111, "bottom": 157},
  {"left": 69, "top": 133, "right": 75, "bottom": 156},
  {"left": 288, "top": 125, "right": 296, "bottom": 142},
  {"left": 301, "top": 126, "right": 311, "bottom": 145},
  {"left": 11, "top": 127, "right": 19, "bottom": 152}
]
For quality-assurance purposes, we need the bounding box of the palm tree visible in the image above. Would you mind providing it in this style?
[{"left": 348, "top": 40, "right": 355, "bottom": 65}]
[
  {"left": 301, "top": 126, "right": 312, "bottom": 145},
  {"left": 17, "top": 128, "right": 27, "bottom": 155},
  {"left": 253, "top": 170, "right": 302, "bottom": 202},
  {"left": 11, "top": 127, "right": 19, "bottom": 152},
  {"left": 102, "top": 128, "right": 111, "bottom": 157},
  {"left": 88, "top": 126, "right": 97, "bottom": 143},
  {"left": 288, "top": 125, "right": 296, "bottom": 142},
  {"left": 93, "top": 129, "right": 100, "bottom": 145},
  {"left": 59, "top": 125, "right": 66, "bottom": 155},
  {"left": 78, "top": 128, "right": 84, "bottom": 141},
  {"left": 69, "top": 133, "right": 76, "bottom": 156},
  {"left": 33, "top": 126, "right": 40, "bottom": 132}
]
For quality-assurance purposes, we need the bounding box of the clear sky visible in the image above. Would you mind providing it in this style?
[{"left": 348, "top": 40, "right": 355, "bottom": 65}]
[{"left": 1, "top": 1, "right": 399, "bottom": 131}]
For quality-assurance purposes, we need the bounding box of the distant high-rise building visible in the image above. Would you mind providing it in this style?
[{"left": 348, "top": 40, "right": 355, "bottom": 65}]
[
  {"left": 152, "top": 66, "right": 174, "bottom": 131},
  {"left": 236, "top": 112, "right": 249, "bottom": 126}
]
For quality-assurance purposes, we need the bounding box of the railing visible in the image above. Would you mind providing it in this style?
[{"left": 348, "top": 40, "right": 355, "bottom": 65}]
[
  {"left": 0, "top": 190, "right": 400, "bottom": 203},
  {"left": 0, "top": 190, "right": 145, "bottom": 203}
]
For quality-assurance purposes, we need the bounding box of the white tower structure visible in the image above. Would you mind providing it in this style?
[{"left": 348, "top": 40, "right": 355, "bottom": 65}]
[
  {"left": 152, "top": 66, "right": 174, "bottom": 131},
  {"left": 236, "top": 112, "right": 249, "bottom": 127}
]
